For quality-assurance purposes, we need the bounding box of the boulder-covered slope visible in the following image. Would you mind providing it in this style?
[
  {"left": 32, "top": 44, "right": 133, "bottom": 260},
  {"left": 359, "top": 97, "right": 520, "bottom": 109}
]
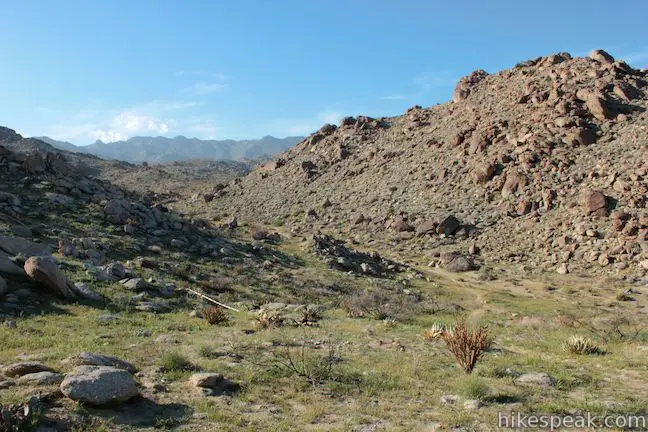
[{"left": 215, "top": 50, "right": 648, "bottom": 276}]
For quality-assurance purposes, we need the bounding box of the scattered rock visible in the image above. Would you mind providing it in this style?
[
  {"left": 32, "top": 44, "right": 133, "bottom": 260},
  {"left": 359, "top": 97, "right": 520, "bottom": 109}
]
[
  {"left": 463, "top": 400, "right": 482, "bottom": 410},
  {"left": 24, "top": 256, "right": 77, "bottom": 298},
  {"left": 67, "top": 353, "right": 137, "bottom": 373},
  {"left": 120, "top": 278, "right": 149, "bottom": 291},
  {"left": 0, "top": 235, "right": 50, "bottom": 257},
  {"left": 71, "top": 282, "right": 103, "bottom": 301},
  {"left": 441, "top": 252, "right": 478, "bottom": 272},
  {"left": 3, "top": 362, "right": 54, "bottom": 378},
  {"left": 16, "top": 372, "right": 64, "bottom": 386},
  {"left": 580, "top": 189, "right": 608, "bottom": 216},
  {"left": 415, "top": 220, "right": 438, "bottom": 237},
  {"left": 0, "top": 251, "right": 23, "bottom": 275},
  {"left": 60, "top": 366, "right": 139, "bottom": 405},
  {"left": 516, "top": 372, "right": 556, "bottom": 387},
  {"left": 189, "top": 372, "right": 239, "bottom": 396},
  {"left": 440, "top": 395, "right": 458, "bottom": 405},
  {"left": 436, "top": 215, "right": 460, "bottom": 236}
]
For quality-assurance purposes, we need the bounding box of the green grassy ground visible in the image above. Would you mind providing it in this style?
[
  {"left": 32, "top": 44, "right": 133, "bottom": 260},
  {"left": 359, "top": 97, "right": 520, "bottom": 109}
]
[{"left": 1, "top": 222, "right": 647, "bottom": 431}]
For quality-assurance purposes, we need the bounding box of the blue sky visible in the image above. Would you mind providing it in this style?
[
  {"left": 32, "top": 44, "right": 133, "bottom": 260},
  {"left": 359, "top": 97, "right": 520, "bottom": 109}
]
[{"left": 1, "top": 0, "right": 646, "bottom": 144}]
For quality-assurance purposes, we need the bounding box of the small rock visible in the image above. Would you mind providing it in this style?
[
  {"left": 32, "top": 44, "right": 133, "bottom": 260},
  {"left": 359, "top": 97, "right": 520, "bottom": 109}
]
[
  {"left": 463, "top": 399, "right": 482, "bottom": 410},
  {"left": 120, "top": 278, "right": 149, "bottom": 290},
  {"left": 3, "top": 362, "right": 54, "bottom": 378},
  {"left": 436, "top": 215, "right": 461, "bottom": 236},
  {"left": 440, "top": 394, "right": 458, "bottom": 405},
  {"left": 189, "top": 373, "right": 224, "bottom": 389},
  {"left": 189, "top": 372, "right": 239, "bottom": 396},
  {"left": 67, "top": 352, "right": 137, "bottom": 373},
  {"left": 516, "top": 372, "right": 556, "bottom": 387},
  {"left": 71, "top": 282, "right": 103, "bottom": 301},
  {"left": 17, "top": 372, "right": 64, "bottom": 386}
]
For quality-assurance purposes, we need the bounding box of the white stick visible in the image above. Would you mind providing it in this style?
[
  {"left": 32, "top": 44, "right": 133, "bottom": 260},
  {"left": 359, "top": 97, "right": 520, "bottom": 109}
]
[{"left": 184, "top": 287, "right": 240, "bottom": 312}]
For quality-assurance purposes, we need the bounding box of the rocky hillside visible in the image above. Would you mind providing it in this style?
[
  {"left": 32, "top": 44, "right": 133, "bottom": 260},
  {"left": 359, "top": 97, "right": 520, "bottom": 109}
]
[{"left": 214, "top": 50, "right": 648, "bottom": 278}]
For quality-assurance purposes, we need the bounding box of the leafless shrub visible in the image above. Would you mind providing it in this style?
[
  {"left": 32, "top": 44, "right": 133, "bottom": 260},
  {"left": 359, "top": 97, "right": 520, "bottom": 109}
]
[
  {"left": 340, "top": 289, "right": 419, "bottom": 321},
  {"left": 267, "top": 339, "right": 341, "bottom": 385},
  {"left": 199, "top": 276, "right": 232, "bottom": 293},
  {"left": 203, "top": 307, "right": 230, "bottom": 325},
  {"left": 437, "top": 317, "right": 492, "bottom": 374}
]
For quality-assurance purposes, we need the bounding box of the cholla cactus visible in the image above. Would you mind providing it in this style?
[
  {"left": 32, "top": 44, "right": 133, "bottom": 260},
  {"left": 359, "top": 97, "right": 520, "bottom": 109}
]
[
  {"left": 424, "top": 322, "right": 449, "bottom": 342},
  {"left": 563, "top": 335, "right": 600, "bottom": 355}
]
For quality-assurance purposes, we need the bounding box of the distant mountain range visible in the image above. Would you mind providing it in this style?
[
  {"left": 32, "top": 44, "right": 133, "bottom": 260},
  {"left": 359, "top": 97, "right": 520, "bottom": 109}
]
[{"left": 35, "top": 135, "right": 305, "bottom": 163}]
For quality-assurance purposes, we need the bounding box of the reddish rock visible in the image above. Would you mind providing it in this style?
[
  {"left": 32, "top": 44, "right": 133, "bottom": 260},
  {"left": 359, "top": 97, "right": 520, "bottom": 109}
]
[
  {"left": 471, "top": 163, "right": 496, "bottom": 183},
  {"left": 501, "top": 173, "right": 527, "bottom": 198},
  {"left": 589, "top": 49, "right": 615, "bottom": 64},
  {"left": 580, "top": 189, "right": 608, "bottom": 216},
  {"left": 415, "top": 220, "right": 438, "bottom": 237},
  {"left": 565, "top": 127, "right": 597, "bottom": 146},
  {"left": 586, "top": 93, "right": 612, "bottom": 121},
  {"left": 453, "top": 70, "right": 488, "bottom": 102}
]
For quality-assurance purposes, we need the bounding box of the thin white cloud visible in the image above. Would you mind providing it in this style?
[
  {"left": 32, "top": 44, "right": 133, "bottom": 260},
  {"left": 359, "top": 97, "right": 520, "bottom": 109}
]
[
  {"left": 43, "top": 99, "right": 199, "bottom": 144},
  {"left": 175, "top": 70, "right": 227, "bottom": 80},
  {"left": 113, "top": 112, "right": 169, "bottom": 134},
  {"left": 182, "top": 82, "right": 229, "bottom": 96},
  {"left": 174, "top": 69, "right": 205, "bottom": 77},
  {"left": 381, "top": 94, "right": 408, "bottom": 101},
  {"left": 88, "top": 129, "right": 127, "bottom": 143}
]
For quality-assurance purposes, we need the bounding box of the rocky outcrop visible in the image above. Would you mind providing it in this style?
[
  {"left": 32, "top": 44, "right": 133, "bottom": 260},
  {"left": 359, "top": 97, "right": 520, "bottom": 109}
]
[
  {"left": 453, "top": 70, "right": 489, "bottom": 102},
  {"left": 214, "top": 49, "right": 648, "bottom": 276}
]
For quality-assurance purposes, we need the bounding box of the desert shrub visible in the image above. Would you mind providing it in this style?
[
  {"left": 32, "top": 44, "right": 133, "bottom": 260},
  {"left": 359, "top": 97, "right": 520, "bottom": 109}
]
[
  {"left": 560, "top": 314, "right": 640, "bottom": 343},
  {"left": 615, "top": 291, "right": 633, "bottom": 302},
  {"left": 199, "top": 276, "right": 231, "bottom": 293},
  {"left": 424, "top": 322, "right": 449, "bottom": 342},
  {"left": 251, "top": 227, "right": 268, "bottom": 240},
  {"left": 456, "top": 375, "right": 491, "bottom": 400},
  {"left": 255, "top": 309, "right": 284, "bottom": 330},
  {"left": 266, "top": 340, "right": 342, "bottom": 385},
  {"left": 382, "top": 317, "right": 397, "bottom": 328},
  {"left": 340, "top": 289, "right": 420, "bottom": 321},
  {"left": 160, "top": 351, "right": 193, "bottom": 372},
  {"left": 437, "top": 317, "right": 492, "bottom": 374},
  {"left": 296, "top": 307, "right": 322, "bottom": 327},
  {"left": 563, "top": 335, "right": 601, "bottom": 355},
  {"left": 198, "top": 345, "right": 215, "bottom": 358},
  {"left": 203, "top": 306, "right": 230, "bottom": 325}
]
